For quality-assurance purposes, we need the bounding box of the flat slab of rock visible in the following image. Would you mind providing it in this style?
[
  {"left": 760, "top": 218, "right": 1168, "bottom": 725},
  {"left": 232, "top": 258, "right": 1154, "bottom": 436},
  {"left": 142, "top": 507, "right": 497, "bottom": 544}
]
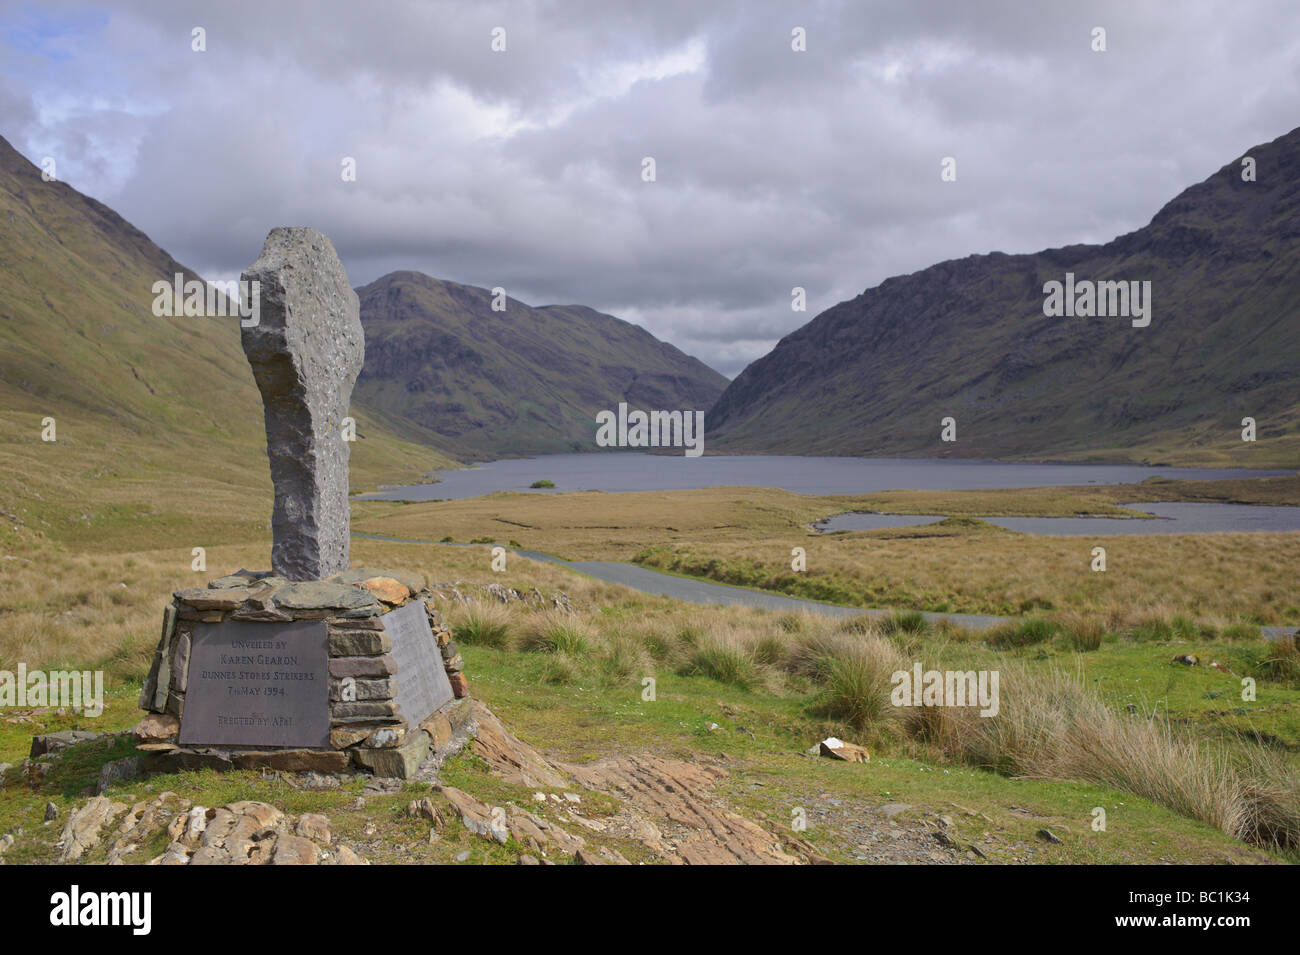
[
  {"left": 272, "top": 580, "right": 382, "bottom": 613},
  {"left": 58, "top": 796, "right": 128, "bottom": 862},
  {"left": 31, "top": 730, "right": 101, "bottom": 758}
]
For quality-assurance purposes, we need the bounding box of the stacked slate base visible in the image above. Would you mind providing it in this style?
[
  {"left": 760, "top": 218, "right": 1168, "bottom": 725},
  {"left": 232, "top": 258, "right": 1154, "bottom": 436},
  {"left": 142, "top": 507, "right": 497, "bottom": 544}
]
[{"left": 135, "top": 567, "right": 470, "bottom": 779}]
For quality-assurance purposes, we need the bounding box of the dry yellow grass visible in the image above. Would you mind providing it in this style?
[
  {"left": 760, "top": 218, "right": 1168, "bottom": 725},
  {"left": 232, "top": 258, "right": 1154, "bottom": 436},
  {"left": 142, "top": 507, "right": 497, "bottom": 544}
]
[
  {"left": 352, "top": 487, "right": 834, "bottom": 560},
  {"left": 350, "top": 481, "right": 1299, "bottom": 624},
  {"left": 0, "top": 537, "right": 616, "bottom": 682},
  {"left": 636, "top": 530, "right": 1300, "bottom": 625},
  {"left": 909, "top": 664, "right": 1300, "bottom": 848},
  {"left": 350, "top": 475, "right": 1300, "bottom": 564},
  {"left": 7, "top": 473, "right": 1295, "bottom": 689}
]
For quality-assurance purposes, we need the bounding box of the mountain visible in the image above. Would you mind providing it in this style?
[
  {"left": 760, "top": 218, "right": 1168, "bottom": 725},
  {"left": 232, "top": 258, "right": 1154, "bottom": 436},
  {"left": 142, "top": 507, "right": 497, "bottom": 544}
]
[
  {"left": 707, "top": 128, "right": 1300, "bottom": 467},
  {"left": 0, "top": 135, "right": 453, "bottom": 550},
  {"left": 354, "top": 271, "right": 728, "bottom": 458}
]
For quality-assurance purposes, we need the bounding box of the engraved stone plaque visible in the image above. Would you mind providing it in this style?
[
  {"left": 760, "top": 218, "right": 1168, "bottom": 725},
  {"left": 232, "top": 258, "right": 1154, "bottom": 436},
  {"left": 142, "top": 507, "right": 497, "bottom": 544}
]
[
  {"left": 179, "top": 618, "right": 329, "bottom": 748},
  {"left": 384, "top": 600, "right": 453, "bottom": 728}
]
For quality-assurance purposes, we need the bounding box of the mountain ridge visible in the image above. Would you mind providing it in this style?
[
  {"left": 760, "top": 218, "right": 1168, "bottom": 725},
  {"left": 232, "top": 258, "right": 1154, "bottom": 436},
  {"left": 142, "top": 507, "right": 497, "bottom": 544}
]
[
  {"left": 355, "top": 269, "right": 728, "bottom": 459},
  {"left": 706, "top": 126, "right": 1300, "bottom": 466}
]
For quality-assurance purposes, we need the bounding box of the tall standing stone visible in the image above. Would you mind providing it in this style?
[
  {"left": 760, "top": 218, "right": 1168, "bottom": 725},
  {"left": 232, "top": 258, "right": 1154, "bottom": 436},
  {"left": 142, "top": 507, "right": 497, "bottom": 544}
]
[{"left": 241, "top": 228, "right": 364, "bottom": 581}]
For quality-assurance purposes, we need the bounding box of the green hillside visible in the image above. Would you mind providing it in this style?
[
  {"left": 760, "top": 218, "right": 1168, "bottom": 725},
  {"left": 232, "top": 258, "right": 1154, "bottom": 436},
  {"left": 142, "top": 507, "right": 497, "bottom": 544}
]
[{"left": 0, "top": 134, "right": 455, "bottom": 552}]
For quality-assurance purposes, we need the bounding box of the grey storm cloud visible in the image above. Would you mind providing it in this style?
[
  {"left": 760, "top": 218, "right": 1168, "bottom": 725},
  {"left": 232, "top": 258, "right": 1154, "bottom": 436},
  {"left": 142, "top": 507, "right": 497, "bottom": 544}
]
[{"left": 2, "top": 0, "right": 1298, "bottom": 376}]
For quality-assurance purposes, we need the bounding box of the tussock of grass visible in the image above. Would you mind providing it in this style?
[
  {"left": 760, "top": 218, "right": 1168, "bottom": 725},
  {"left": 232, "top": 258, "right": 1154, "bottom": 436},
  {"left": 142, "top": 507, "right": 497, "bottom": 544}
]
[
  {"left": 986, "top": 618, "right": 1056, "bottom": 649},
  {"left": 1125, "top": 612, "right": 1198, "bottom": 642},
  {"left": 836, "top": 614, "right": 877, "bottom": 635},
  {"left": 750, "top": 632, "right": 788, "bottom": 668},
  {"left": 803, "top": 635, "right": 906, "bottom": 733},
  {"left": 540, "top": 652, "right": 583, "bottom": 686},
  {"left": 522, "top": 615, "right": 592, "bottom": 655},
  {"left": 1058, "top": 612, "right": 1106, "bottom": 652},
  {"left": 1262, "top": 641, "right": 1300, "bottom": 687},
  {"left": 596, "top": 632, "right": 650, "bottom": 687},
  {"left": 1221, "top": 622, "right": 1265, "bottom": 641},
  {"left": 448, "top": 603, "right": 515, "bottom": 649},
  {"left": 686, "top": 637, "right": 760, "bottom": 691},
  {"left": 880, "top": 610, "right": 929, "bottom": 637},
  {"left": 774, "top": 612, "right": 811, "bottom": 634},
  {"left": 636, "top": 625, "right": 682, "bottom": 664}
]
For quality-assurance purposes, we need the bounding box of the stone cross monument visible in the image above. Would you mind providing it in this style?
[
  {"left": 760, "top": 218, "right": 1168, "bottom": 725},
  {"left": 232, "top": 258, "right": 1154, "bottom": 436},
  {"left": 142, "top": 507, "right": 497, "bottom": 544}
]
[
  {"left": 240, "top": 227, "right": 364, "bottom": 581},
  {"left": 133, "top": 226, "right": 469, "bottom": 780}
]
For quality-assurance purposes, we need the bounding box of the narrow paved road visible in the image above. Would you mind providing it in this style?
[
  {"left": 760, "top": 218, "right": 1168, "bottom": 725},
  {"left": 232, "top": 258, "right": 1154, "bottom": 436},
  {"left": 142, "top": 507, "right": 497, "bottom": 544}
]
[{"left": 352, "top": 533, "right": 1297, "bottom": 641}]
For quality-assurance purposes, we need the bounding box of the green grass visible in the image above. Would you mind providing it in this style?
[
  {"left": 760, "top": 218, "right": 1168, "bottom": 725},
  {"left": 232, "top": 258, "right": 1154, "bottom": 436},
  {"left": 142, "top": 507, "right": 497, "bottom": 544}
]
[
  {"left": 686, "top": 641, "right": 760, "bottom": 690},
  {"left": 2, "top": 607, "right": 1295, "bottom": 864},
  {"left": 987, "top": 618, "right": 1057, "bottom": 649}
]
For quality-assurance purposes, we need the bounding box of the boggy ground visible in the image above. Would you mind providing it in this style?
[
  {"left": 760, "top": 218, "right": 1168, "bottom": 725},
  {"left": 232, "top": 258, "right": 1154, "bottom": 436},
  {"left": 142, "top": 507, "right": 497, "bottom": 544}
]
[
  {"left": 0, "top": 537, "right": 1295, "bottom": 864},
  {"left": 350, "top": 476, "right": 1300, "bottom": 627},
  {"left": 1, "top": 476, "right": 1297, "bottom": 864}
]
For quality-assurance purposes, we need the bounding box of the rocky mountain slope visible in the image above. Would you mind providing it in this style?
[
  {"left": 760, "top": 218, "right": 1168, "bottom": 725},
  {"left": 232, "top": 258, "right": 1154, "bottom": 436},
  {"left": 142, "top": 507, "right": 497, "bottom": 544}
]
[
  {"left": 707, "top": 127, "right": 1300, "bottom": 467},
  {"left": 355, "top": 271, "right": 728, "bottom": 459}
]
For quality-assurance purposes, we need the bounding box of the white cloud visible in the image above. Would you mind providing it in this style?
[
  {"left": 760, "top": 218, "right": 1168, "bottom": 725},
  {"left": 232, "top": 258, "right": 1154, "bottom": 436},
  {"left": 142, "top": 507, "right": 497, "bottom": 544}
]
[{"left": 1, "top": 0, "right": 1297, "bottom": 377}]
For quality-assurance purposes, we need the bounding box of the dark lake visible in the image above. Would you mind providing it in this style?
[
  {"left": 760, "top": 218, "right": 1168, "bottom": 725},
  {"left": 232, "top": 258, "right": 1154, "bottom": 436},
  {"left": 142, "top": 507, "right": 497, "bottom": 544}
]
[{"left": 359, "top": 452, "right": 1288, "bottom": 502}]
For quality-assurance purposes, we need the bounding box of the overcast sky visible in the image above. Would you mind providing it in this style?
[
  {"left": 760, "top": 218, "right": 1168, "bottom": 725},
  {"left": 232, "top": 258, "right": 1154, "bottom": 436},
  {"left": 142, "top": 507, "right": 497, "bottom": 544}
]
[{"left": 2, "top": 1, "right": 1298, "bottom": 377}]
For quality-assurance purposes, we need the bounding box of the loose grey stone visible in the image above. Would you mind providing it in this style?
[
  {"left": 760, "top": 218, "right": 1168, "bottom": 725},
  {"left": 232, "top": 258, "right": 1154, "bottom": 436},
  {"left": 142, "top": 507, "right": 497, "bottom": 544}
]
[
  {"left": 275, "top": 581, "right": 381, "bottom": 613},
  {"left": 241, "top": 227, "right": 364, "bottom": 582},
  {"left": 207, "top": 569, "right": 276, "bottom": 589},
  {"left": 350, "top": 731, "right": 429, "bottom": 778},
  {"left": 878, "top": 803, "right": 913, "bottom": 820},
  {"left": 362, "top": 777, "right": 402, "bottom": 796},
  {"left": 296, "top": 772, "right": 342, "bottom": 791},
  {"left": 97, "top": 756, "right": 143, "bottom": 795},
  {"left": 29, "top": 730, "right": 100, "bottom": 758}
]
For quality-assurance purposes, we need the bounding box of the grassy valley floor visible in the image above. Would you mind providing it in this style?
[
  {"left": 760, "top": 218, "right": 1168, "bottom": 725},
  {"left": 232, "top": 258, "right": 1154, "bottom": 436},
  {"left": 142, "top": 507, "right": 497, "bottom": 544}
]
[{"left": 1, "top": 475, "right": 1298, "bottom": 863}]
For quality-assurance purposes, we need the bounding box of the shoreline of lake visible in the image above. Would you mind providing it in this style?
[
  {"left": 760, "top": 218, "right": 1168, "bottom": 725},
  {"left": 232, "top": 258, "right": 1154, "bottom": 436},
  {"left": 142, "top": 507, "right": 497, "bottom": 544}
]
[
  {"left": 357, "top": 452, "right": 1292, "bottom": 503},
  {"left": 815, "top": 501, "right": 1300, "bottom": 536}
]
